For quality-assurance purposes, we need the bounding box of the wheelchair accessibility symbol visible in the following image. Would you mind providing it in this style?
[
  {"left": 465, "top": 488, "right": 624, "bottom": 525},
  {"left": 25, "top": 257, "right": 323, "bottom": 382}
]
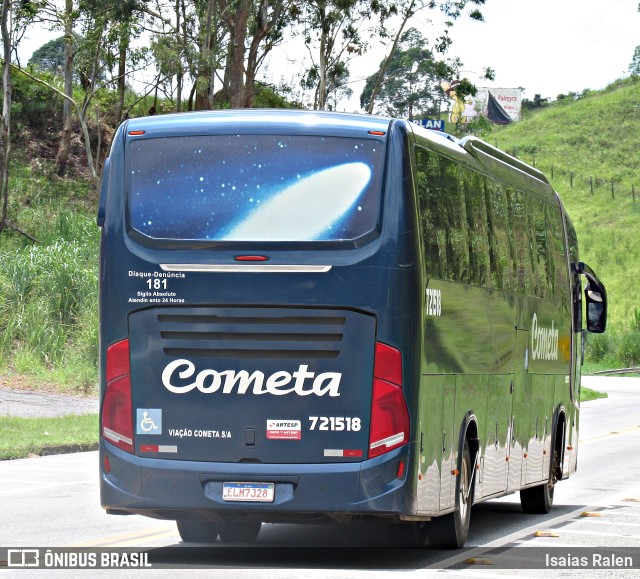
[{"left": 137, "top": 409, "right": 162, "bottom": 435}]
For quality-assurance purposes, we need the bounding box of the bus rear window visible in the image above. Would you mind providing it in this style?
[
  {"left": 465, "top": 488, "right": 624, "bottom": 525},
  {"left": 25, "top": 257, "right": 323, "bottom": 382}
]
[{"left": 128, "top": 134, "right": 384, "bottom": 242}]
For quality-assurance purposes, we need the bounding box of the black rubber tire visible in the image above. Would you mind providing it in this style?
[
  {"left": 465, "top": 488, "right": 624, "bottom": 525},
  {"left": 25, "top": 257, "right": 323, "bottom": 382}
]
[
  {"left": 387, "top": 522, "right": 430, "bottom": 548},
  {"left": 176, "top": 520, "right": 219, "bottom": 544},
  {"left": 520, "top": 450, "right": 557, "bottom": 514},
  {"left": 217, "top": 521, "right": 262, "bottom": 544},
  {"left": 427, "top": 439, "right": 473, "bottom": 549}
]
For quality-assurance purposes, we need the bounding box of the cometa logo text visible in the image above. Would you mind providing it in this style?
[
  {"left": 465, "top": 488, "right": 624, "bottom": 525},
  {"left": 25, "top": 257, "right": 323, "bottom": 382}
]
[
  {"left": 531, "top": 313, "right": 559, "bottom": 361},
  {"left": 162, "top": 360, "right": 342, "bottom": 397}
]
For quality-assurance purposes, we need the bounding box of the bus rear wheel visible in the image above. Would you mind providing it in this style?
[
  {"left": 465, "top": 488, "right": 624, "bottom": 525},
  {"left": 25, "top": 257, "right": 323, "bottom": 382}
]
[
  {"left": 427, "top": 439, "right": 473, "bottom": 549},
  {"left": 176, "top": 520, "right": 219, "bottom": 544},
  {"left": 217, "top": 521, "right": 262, "bottom": 544},
  {"left": 520, "top": 450, "right": 558, "bottom": 514},
  {"left": 387, "top": 521, "right": 430, "bottom": 547}
]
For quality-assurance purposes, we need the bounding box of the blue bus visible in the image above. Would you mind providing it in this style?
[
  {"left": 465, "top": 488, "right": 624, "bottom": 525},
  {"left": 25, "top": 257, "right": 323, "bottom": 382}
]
[{"left": 98, "top": 109, "right": 606, "bottom": 548}]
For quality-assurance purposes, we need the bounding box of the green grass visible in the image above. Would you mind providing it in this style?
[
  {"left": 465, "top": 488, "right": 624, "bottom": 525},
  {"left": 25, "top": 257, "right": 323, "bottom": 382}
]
[
  {"left": 0, "top": 414, "right": 98, "bottom": 460},
  {"left": 580, "top": 386, "right": 608, "bottom": 402},
  {"left": 0, "top": 157, "right": 99, "bottom": 393}
]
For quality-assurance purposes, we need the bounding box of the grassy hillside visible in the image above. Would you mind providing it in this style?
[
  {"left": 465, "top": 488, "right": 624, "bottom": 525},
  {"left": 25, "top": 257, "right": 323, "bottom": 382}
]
[{"left": 489, "top": 78, "right": 640, "bottom": 336}]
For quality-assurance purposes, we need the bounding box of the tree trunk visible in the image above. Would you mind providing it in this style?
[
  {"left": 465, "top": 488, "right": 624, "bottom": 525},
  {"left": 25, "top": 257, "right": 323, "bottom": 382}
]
[
  {"left": 175, "top": 0, "right": 183, "bottom": 112},
  {"left": 228, "top": 5, "right": 249, "bottom": 108},
  {"left": 244, "top": 0, "right": 286, "bottom": 108},
  {"left": 366, "top": 0, "right": 416, "bottom": 114},
  {"left": 316, "top": 0, "right": 329, "bottom": 111},
  {"left": 55, "top": 0, "right": 74, "bottom": 177},
  {"left": 0, "top": 0, "right": 12, "bottom": 232},
  {"left": 115, "top": 31, "right": 129, "bottom": 123},
  {"left": 195, "top": 0, "right": 217, "bottom": 110}
]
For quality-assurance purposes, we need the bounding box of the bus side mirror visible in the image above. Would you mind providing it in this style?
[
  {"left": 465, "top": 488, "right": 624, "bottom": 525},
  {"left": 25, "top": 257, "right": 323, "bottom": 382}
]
[
  {"left": 585, "top": 284, "right": 606, "bottom": 333},
  {"left": 574, "top": 261, "right": 607, "bottom": 334}
]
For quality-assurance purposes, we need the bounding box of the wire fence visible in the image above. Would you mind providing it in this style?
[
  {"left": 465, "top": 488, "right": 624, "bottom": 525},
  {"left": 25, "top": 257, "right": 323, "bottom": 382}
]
[{"left": 492, "top": 142, "right": 638, "bottom": 202}]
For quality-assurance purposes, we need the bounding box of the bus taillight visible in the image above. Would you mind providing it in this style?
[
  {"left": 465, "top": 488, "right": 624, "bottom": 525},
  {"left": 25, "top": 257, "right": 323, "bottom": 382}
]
[
  {"left": 102, "top": 339, "right": 134, "bottom": 454},
  {"left": 368, "top": 342, "right": 410, "bottom": 459}
]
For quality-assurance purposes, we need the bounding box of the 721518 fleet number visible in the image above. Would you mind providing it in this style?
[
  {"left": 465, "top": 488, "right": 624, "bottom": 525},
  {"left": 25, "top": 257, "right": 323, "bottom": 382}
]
[{"left": 308, "top": 416, "right": 361, "bottom": 431}]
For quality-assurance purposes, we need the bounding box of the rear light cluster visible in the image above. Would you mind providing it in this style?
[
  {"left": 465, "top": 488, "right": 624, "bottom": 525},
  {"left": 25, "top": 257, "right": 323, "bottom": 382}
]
[
  {"left": 368, "top": 342, "right": 410, "bottom": 459},
  {"left": 102, "top": 339, "right": 134, "bottom": 454}
]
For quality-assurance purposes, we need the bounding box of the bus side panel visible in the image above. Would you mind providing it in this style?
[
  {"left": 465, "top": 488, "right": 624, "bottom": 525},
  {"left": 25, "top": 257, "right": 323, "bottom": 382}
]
[{"left": 475, "top": 374, "right": 510, "bottom": 498}]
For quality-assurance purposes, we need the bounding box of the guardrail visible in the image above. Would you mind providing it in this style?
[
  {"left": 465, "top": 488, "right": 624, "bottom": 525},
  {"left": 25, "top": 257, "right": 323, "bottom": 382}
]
[{"left": 591, "top": 368, "right": 640, "bottom": 375}]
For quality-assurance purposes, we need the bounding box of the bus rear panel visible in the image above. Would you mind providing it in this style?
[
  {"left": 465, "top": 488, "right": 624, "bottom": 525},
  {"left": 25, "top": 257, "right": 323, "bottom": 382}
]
[{"left": 99, "top": 111, "right": 421, "bottom": 526}]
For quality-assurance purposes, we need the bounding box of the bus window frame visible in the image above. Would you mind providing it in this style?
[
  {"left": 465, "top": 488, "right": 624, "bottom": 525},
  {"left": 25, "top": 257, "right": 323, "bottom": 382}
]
[{"left": 123, "top": 133, "right": 390, "bottom": 252}]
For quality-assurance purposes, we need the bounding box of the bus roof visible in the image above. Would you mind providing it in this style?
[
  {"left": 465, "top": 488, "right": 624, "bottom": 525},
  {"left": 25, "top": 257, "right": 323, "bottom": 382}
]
[{"left": 122, "top": 109, "right": 394, "bottom": 138}]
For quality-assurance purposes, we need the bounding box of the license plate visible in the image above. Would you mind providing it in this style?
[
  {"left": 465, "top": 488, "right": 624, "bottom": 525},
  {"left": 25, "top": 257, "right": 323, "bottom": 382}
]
[{"left": 222, "top": 482, "right": 275, "bottom": 503}]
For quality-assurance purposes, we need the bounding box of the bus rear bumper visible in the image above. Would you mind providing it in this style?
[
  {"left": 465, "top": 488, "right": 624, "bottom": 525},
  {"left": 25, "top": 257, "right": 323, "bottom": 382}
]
[{"left": 100, "top": 440, "right": 415, "bottom": 523}]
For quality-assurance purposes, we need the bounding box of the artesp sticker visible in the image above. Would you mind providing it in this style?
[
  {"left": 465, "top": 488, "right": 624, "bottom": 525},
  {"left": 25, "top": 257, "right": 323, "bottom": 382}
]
[{"left": 266, "top": 420, "right": 302, "bottom": 440}]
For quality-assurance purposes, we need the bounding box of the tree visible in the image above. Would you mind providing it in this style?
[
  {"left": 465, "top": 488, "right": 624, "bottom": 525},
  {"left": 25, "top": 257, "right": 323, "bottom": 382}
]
[
  {"left": 145, "top": 1, "right": 227, "bottom": 112},
  {"left": 365, "top": 0, "right": 486, "bottom": 114},
  {"left": 28, "top": 36, "right": 66, "bottom": 73},
  {"left": 1, "top": 0, "right": 38, "bottom": 239},
  {"left": 300, "top": 0, "right": 390, "bottom": 110},
  {"left": 360, "top": 27, "right": 454, "bottom": 119},
  {"left": 0, "top": 0, "right": 12, "bottom": 234},
  {"left": 243, "top": 0, "right": 292, "bottom": 107},
  {"left": 193, "top": 0, "right": 225, "bottom": 109},
  {"left": 215, "top": 0, "right": 291, "bottom": 109},
  {"left": 522, "top": 93, "right": 548, "bottom": 110},
  {"left": 629, "top": 45, "right": 640, "bottom": 76},
  {"left": 217, "top": 0, "right": 250, "bottom": 108},
  {"left": 57, "top": 0, "right": 74, "bottom": 176},
  {"left": 103, "top": 0, "right": 149, "bottom": 121}
]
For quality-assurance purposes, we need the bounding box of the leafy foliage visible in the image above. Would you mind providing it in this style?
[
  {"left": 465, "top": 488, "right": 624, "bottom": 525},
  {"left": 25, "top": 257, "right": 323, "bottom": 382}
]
[
  {"left": 0, "top": 160, "right": 98, "bottom": 391},
  {"left": 360, "top": 27, "right": 455, "bottom": 118},
  {"left": 629, "top": 45, "right": 640, "bottom": 76}
]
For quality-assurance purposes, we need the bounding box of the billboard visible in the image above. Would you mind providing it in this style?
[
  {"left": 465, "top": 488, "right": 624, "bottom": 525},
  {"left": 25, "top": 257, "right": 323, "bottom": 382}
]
[
  {"left": 474, "top": 88, "right": 523, "bottom": 122},
  {"left": 442, "top": 83, "right": 523, "bottom": 124}
]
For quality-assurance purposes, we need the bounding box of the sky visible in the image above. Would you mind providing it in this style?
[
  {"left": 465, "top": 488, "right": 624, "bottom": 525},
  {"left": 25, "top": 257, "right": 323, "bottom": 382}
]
[
  {"left": 288, "top": 0, "right": 640, "bottom": 112},
  {"left": 446, "top": 0, "right": 639, "bottom": 99},
  {"left": 17, "top": 0, "right": 640, "bottom": 113}
]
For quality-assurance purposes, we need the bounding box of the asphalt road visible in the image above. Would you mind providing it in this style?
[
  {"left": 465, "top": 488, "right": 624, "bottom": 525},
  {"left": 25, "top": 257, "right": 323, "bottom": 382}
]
[
  {"left": 1, "top": 376, "right": 639, "bottom": 577},
  {"left": 0, "top": 388, "right": 98, "bottom": 418}
]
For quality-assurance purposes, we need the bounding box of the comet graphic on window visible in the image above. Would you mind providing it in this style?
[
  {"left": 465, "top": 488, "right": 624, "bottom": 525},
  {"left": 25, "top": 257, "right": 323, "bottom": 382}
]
[{"left": 224, "top": 162, "right": 372, "bottom": 241}]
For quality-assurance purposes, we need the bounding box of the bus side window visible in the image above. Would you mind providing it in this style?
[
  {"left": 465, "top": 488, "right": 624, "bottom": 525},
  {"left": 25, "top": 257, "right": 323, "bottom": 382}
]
[
  {"left": 547, "top": 204, "right": 570, "bottom": 313},
  {"left": 462, "top": 169, "right": 489, "bottom": 287},
  {"left": 524, "top": 195, "right": 544, "bottom": 298},
  {"left": 485, "top": 180, "right": 516, "bottom": 292},
  {"left": 415, "top": 147, "right": 470, "bottom": 283},
  {"left": 415, "top": 149, "right": 443, "bottom": 279},
  {"left": 509, "top": 188, "right": 532, "bottom": 295}
]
